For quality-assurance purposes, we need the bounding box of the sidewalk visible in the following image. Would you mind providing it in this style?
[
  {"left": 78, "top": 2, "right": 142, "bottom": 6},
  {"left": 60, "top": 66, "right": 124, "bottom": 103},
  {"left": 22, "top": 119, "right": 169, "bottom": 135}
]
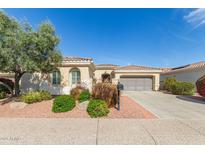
[{"left": 1, "top": 118, "right": 205, "bottom": 144}]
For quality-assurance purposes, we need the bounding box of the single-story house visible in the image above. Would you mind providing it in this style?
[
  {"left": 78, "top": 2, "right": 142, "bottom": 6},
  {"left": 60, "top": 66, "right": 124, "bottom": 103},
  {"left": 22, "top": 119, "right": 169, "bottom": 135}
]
[
  {"left": 1, "top": 57, "right": 204, "bottom": 95},
  {"left": 160, "top": 61, "right": 205, "bottom": 88},
  {"left": 4, "top": 57, "right": 162, "bottom": 95}
]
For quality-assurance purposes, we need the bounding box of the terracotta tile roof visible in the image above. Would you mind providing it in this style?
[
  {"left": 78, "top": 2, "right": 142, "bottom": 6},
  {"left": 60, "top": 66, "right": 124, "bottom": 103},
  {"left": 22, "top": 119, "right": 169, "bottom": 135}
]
[
  {"left": 62, "top": 56, "right": 93, "bottom": 62},
  {"left": 96, "top": 64, "right": 118, "bottom": 67},
  {"left": 116, "top": 65, "right": 161, "bottom": 71},
  {"left": 162, "top": 61, "right": 205, "bottom": 75},
  {"left": 161, "top": 68, "right": 172, "bottom": 72},
  {"left": 95, "top": 64, "right": 119, "bottom": 69}
]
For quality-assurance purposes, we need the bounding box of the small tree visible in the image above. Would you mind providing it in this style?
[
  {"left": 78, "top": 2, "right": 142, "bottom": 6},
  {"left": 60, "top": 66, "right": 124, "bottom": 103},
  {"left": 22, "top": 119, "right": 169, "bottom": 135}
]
[{"left": 0, "top": 11, "right": 62, "bottom": 96}]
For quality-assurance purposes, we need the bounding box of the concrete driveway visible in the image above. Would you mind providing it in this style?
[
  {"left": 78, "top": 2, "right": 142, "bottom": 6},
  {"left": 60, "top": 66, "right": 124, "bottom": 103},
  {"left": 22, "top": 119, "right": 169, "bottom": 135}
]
[{"left": 123, "top": 91, "right": 205, "bottom": 120}]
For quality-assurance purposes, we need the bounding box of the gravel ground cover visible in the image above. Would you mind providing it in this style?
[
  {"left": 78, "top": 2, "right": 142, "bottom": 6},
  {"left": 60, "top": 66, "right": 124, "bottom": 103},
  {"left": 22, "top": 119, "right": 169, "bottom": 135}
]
[{"left": 0, "top": 96, "right": 157, "bottom": 119}]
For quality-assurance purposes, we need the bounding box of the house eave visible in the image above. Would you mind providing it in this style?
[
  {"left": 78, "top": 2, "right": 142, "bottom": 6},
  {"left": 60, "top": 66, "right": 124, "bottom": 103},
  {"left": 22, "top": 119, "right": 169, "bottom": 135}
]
[{"left": 114, "top": 70, "right": 162, "bottom": 73}]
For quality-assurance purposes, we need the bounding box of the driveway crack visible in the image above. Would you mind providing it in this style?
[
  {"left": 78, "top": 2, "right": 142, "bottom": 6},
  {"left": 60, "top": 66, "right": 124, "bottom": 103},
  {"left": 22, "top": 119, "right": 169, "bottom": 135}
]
[
  {"left": 178, "top": 120, "right": 205, "bottom": 137},
  {"left": 140, "top": 122, "right": 157, "bottom": 145}
]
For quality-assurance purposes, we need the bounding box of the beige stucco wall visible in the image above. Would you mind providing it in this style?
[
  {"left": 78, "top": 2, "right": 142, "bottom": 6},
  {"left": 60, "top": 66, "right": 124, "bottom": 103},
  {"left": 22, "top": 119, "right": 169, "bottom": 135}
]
[
  {"left": 20, "top": 66, "right": 161, "bottom": 93},
  {"left": 114, "top": 72, "right": 160, "bottom": 91},
  {"left": 161, "top": 67, "right": 205, "bottom": 88},
  {"left": 20, "top": 65, "right": 94, "bottom": 95}
]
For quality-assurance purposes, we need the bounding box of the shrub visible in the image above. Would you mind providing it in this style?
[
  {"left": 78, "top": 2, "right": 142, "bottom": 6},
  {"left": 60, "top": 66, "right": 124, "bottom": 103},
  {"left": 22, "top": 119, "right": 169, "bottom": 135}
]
[
  {"left": 0, "top": 91, "right": 6, "bottom": 99},
  {"left": 171, "top": 81, "right": 194, "bottom": 95},
  {"left": 92, "top": 82, "right": 118, "bottom": 107},
  {"left": 70, "top": 85, "right": 88, "bottom": 100},
  {"left": 164, "top": 77, "right": 177, "bottom": 91},
  {"left": 87, "top": 99, "right": 109, "bottom": 118},
  {"left": 21, "top": 91, "right": 52, "bottom": 104},
  {"left": 79, "top": 91, "right": 90, "bottom": 102},
  {"left": 196, "top": 76, "right": 205, "bottom": 97},
  {"left": 52, "top": 95, "right": 76, "bottom": 113},
  {"left": 21, "top": 91, "right": 41, "bottom": 103},
  {"left": 39, "top": 90, "right": 52, "bottom": 100}
]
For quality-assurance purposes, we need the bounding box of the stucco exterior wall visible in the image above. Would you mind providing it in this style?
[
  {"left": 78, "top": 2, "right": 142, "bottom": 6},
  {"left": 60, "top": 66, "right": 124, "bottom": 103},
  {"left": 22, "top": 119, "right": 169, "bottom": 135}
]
[
  {"left": 161, "top": 67, "right": 205, "bottom": 87},
  {"left": 20, "top": 65, "right": 93, "bottom": 95},
  {"left": 114, "top": 72, "right": 160, "bottom": 91}
]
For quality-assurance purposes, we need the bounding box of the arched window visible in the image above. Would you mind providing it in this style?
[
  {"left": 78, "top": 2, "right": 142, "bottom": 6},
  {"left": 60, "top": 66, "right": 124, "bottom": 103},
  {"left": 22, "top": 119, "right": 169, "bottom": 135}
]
[
  {"left": 70, "top": 68, "right": 81, "bottom": 84},
  {"left": 52, "top": 70, "right": 61, "bottom": 85}
]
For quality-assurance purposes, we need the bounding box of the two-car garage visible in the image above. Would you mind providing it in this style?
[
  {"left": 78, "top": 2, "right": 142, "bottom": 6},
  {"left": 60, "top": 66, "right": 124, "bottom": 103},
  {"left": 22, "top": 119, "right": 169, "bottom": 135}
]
[
  {"left": 119, "top": 76, "right": 153, "bottom": 91},
  {"left": 114, "top": 65, "right": 162, "bottom": 91}
]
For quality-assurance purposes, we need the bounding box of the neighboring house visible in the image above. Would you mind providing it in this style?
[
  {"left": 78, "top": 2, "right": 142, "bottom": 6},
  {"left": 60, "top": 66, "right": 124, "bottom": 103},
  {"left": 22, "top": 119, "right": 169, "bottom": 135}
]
[{"left": 161, "top": 61, "right": 205, "bottom": 88}]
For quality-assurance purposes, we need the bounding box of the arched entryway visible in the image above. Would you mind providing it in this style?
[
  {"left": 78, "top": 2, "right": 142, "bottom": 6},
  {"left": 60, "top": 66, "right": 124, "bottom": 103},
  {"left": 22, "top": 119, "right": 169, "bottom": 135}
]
[{"left": 102, "top": 73, "right": 111, "bottom": 83}]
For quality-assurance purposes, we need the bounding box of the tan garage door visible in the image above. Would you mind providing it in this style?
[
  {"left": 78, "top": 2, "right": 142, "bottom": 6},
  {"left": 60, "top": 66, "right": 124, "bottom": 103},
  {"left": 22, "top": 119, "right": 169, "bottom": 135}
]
[{"left": 119, "top": 77, "right": 153, "bottom": 91}]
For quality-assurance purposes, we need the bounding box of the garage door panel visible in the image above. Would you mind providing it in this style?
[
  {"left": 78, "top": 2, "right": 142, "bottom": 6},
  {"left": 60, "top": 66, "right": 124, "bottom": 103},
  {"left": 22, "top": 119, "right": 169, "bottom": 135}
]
[{"left": 119, "top": 77, "right": 152, "bottom": 91}]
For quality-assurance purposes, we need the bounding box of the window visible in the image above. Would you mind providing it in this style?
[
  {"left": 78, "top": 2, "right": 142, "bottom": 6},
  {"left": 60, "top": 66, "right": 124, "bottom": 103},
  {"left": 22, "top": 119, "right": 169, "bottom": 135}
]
[
  {"left": 70, "top": 68, "right": 81, "bottom": 84},
  {"left": 52, "top": 71, "right": 61, "bottom": 85}
]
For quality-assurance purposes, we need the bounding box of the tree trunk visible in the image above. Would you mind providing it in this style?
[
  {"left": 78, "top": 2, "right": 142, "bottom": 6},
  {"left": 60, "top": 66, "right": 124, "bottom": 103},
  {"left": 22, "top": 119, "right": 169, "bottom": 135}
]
[{"left": 14, "top": 72, "right": 23, "bottom": 96}]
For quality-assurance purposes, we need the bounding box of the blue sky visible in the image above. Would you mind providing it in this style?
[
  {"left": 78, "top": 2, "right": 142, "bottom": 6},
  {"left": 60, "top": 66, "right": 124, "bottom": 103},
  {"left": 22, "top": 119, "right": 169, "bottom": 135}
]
[{"left": 3, "top": 8, "right": 205, "bottom": 67}]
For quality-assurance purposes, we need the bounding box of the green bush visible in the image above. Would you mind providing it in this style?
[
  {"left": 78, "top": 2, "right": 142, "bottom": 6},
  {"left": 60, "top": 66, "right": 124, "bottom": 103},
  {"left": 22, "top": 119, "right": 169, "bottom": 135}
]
[
  {"left": 171, "top": 81, "right": 194, "bottom": 95},
  {"left": 52, "top": 95, "right": 76, "bottom": 113},
  {"left": 87, "top": 99, "right": 109, "bottom": 118},
  {"left": 70, "top": 85, "right": 88, "bottom": 100},
  {"left": 164, "top": 77, "right": 177, "bottom": 91},
  {"left": 79, "top": 91, "right": 91, "bottom": 102},
  {"left": 39, "top": 91, "right": 52, "bottom": 100},
  {"left": 0, "top": 91, "right": 6, "bottom": 99},
  {"left": 21, "top": 91, "right": 52, "bottom": 104}
]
